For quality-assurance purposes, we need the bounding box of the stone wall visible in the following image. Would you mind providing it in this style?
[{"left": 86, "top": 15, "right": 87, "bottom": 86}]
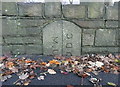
[{"left": 0, "top": 2, "right": 119, "bottom": 56}]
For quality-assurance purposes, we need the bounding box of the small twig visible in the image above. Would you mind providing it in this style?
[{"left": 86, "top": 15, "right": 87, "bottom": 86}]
[{"left": 13, "top": 79, "right": 21, "bottom": 84}]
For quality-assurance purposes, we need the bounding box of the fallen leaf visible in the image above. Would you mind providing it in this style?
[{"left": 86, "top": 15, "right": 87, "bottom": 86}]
[
  {"left": 48, "top": 69, "right": 56, "bottom": 74},
  {"left": 107, "top": 82, "right": 116, "bottom": 86},
  {"left": 19, "top": 73, "right": 29, "bottom": 80}
]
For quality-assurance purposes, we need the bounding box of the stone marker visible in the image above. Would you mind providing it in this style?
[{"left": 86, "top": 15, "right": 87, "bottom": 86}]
[
  {"left": 43, "top": 20, "right": 81, "bottom": 56},
  {"left": 62, "top": 21, "right": 81, "bottom": 56}
]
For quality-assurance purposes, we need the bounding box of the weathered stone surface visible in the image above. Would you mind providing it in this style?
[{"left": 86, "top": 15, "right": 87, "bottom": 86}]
[
  {"left": 82, "top": 29, "right": 95, "bottom": 46},
  {"left": 2, "top": 45, "right": 12, "bottom": 55},
  {"left": 45, "top": 2, "right": 61, "bottom": 17},
  {"left": 0, "top": 37, "right": 3, "bottom": 45},
  {"left": 43, "top": 21, "right": 62, "bottom": 56},
  {"left": 62, "top": 21, "right": 81, "bottom": 56},
  {"left": 2, "top": 19, "right": 18, "bottom": 35},
  {"left": 25, "top": 27, "right": 42, "bottom": 35},
  {"left": 23, "top": 37, "right": 42, "bottom": 44},
  {"left": 26, "top": 45, "right": 42, "bottom": 54},
  {"left": 95, "top": 29, "right": 117, "bottom": 46},
  {"left": 43, "top": 20, "right": 81, "bottom": 56},
  {"left": 82, "top": 47, "right": 119, "bottom": 54},
  {"left": 4, "top": 37, "right": 23, "bottom": 44},
  {"left": 0, "top": 45, "right": 2, "bottom": 56},
  {"left": 63, "top": 5, "right": 86, "bottom": 18},
  {"left": 0, "top": 18, "right": 2, "bottom": 36},
  {"left": 106, "top": 21, "right": 118, "bottom": 28},
  {"left": 18, "top": 3, "right": 43, "bottom": 17},
  {"left": 2, "top": 2, "right": 17, "bottom": 15},
  {"left": 106, "top": 3, "right": 118, "bottom": 20},
  {"left": 88, "top": 2, "right": 104, "bottom": 18},
  {"left": 72, "top": 20, "right": 104, "bottom": 28},
  {"left": 12, "top": 45, "right": 25, "bottom": 54},
  {"left": 18, "top": 19, "right": 49, "bottom": 28},
  {"left": 116, "top": 29, "right": 120, "bottom": 46}
]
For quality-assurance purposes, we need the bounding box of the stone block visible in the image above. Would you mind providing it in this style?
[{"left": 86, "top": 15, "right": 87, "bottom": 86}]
[
  {"left": 82, "top": 29, "right": 95, "bottom": 46},
  {"left": 18, "top": 19, "right": 49, "bottom": 28},
  {"left": 106, "top": 21, "right": 118, "bottom": 28},
  {"left": 12, "top": 45, "right": 25, "bottom": 54},
  {"left": 2, "top": 2, "right": 17, "bottom": 15},
  {"left": 18, "top": 3, "right": 43, "bottom": 17},
  {"left": 82, "top": 47, "right": 119, "bottom": 54},
  {"left": 2, "top": 18, "right": 18, "bottom": 35},
  {"left": 2, "top": 45, "right": 12, "bottom": 55},
  {"left": 88, "top": 2, "right": 104, "bottom": 18},
  {"left": 72, "top": 20, "right": 104, "bottom": 28},
  {"left": 4, "top": 37, "right": 23, "bottom": 44},
  {"left": 23, "top": 37, "right": 42, "bottom": 44},
  {"left": 45, "top": 2, "right": 61, "bottom": 17},
  {"left": 26, "top": 45, "right": 42, "bottom": 54},
  {"left": 25, "top": 27, "right": 42, "bottom": 35},
  {"left": 63, "top": 5, "right": 86, "bottom": 18},
  {"left": 95, "top": 29, "right": 117, "bottom": 46},
  {"left": 106, "top": 4, "right": 118, "bottom": 20}
]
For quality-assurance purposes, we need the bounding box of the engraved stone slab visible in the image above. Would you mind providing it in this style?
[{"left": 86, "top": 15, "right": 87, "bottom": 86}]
[
  {"left": 62, "top": 21, "right": 81, "bottom": 56},
  {"left": 43, "top": 20, "right": 81, "bottom": 56},
  {"left": 43, "top": 21, "right": 63, "bottom": 56}
]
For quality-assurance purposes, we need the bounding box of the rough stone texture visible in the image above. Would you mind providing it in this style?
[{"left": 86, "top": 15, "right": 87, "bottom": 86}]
[
  {"left": 82, "top": 47, "right": 119, "bottom": 54},
  {"left": 82, "top": 29, "right": 95, "bottom": 46},
  {"left": 12, "top": 45, "right": 25, "bottom": 54},
  {"left": 1, "top": 2, "right": 119, "bottom": 55},
  {"left": 25, "top": 27, "right": 42, "bottom": 35},
  {"left": 106, "top": 3, "right": 118, "bottom": 20},
  {"left": 18, "top": 3, "right": 43, "bottom": 17},
  {"left": 17, "top": 27, "right": 42, "bottom": 35},
  {"left": 72, "top": 20, "right": 104, "bottom": 28},
  {"left": 62, "top": 21, "right": 81, "bottom": 56},
  {"left": 106, "top": 21, "right": 118, "bottom": 28},
  {"left": 0, "top": 44, "right": 1, "bottom": 55},
  {"left": 23, "top": 37, "right": 42, "bottom": 44},
  {"left": 0, "top": 37, "right": 3, "bottom": 45},
  {"left": 18, "top": 19, "right": 49, "bottom": 28},
  {"left": 2, "top": 18, "right": 18, "bottom": 35},
  {"left": 4, "top": 37, "right": 23, "bottom": 44},
  {"left": 43, "top": 20, "right": 81, "bottom": 56},
  {"left": 43, "top": 21, "right": 63, "bottom": 56},
  {"left": 88, "top": 2, "right": 104, "bottom": 18},
  {"left": 95, "top": 29, "right": 117, "bottom": 46},
  {"left": 2, "top": 2, "right": 17, "bottom": 15},
  {"left": 26, "top": 45, "right": 42, "bottom": 54},
  {"left": 63, "top": 5, "right": 86, "bottom": 18},
  {"left": 2, "top": 45, "right": 13, "bottom": 55},
  {"left": 45, "top": 2, "right": 61, "bottom": 17}
]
